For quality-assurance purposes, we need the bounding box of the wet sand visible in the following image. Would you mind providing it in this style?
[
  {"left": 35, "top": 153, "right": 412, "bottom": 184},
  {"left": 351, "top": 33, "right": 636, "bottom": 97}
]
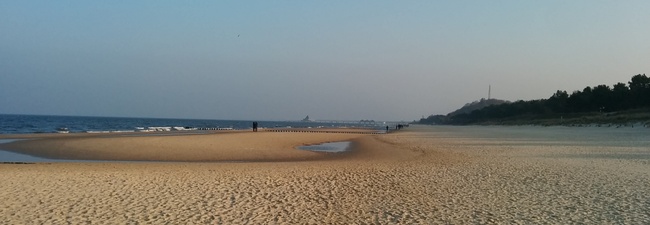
[{"left": 1, "top": 126, "right": 649, "bottom": 224}]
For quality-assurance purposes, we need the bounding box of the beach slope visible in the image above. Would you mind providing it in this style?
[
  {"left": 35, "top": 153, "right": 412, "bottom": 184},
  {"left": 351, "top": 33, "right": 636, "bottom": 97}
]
[{"left": 1, "top": 126, "right": 649, "bottom": 224}]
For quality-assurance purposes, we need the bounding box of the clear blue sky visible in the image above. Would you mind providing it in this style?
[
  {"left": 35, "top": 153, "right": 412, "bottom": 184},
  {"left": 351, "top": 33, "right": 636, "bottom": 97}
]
[{"left": 2, "top": 1, "right": 649, "bottom": 121}]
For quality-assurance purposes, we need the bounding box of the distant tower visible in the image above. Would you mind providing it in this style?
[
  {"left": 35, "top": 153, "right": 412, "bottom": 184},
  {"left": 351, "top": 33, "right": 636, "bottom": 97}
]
[{"left": 488, "top": 85, "right": 491, "bottom": 100}]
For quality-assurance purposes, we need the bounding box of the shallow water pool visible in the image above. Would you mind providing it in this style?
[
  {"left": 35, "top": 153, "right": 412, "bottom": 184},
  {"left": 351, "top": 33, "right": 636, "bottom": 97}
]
[
  {"left": 0, "top": 139, "right": 110, "bottom": 163},
  {"left": 298, "top": 141, "right": 351, "bottom": 153}
]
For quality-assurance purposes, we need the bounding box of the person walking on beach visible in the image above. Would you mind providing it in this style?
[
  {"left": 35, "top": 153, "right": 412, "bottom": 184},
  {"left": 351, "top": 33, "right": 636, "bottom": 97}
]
[{"left": 253, "top": 121, "right": 258, "bottom": 132}]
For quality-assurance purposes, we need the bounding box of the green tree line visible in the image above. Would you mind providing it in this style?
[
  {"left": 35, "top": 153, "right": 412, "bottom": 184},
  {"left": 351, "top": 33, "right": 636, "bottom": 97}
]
[{"left": 420, "top": 74, "right": 650, "bottom": 125}]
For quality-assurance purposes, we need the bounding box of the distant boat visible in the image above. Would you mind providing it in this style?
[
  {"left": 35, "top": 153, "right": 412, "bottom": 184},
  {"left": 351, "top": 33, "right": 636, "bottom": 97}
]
[{"left": 301, "top": 115, "right": 313, "bottom": 122}]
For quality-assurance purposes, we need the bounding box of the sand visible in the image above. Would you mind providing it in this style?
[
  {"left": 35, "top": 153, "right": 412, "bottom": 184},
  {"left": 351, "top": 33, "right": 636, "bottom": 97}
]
[
  {"left": 0, "top": 129, "right": 372, "bottom": 162},
  {"left": 1, "top": 126, "right": 649, "bottom": 224}
]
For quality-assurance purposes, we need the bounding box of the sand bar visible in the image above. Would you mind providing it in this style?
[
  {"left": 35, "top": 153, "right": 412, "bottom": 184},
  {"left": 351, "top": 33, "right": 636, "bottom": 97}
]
[
  {"left": 0, "top": 129, "right": 373, "bottom": 162},
  {"left": 1, "top": 126, "right": 649, "bottom": 224}
]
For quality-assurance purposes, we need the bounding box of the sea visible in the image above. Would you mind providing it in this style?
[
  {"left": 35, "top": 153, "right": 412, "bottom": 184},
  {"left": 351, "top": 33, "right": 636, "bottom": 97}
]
[{"left": 0, "top": 114, "right": 388, "bottom": 134}]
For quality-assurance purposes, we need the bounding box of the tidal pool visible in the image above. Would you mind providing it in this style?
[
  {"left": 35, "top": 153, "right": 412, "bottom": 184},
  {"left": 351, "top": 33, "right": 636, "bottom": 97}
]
[
  {"left": 298, "top": 141, "right": 351, "bottom": 153},
  {"left": 0, "top": 139, "right": 109, "bottom": 163}
]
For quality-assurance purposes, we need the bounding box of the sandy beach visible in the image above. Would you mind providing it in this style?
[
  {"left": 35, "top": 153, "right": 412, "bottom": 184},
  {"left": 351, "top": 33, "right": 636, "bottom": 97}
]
[
  {"left": 1, "top": 126, "right": 649, "bottom": 224},
  {"left": 0, "top": 129, "right": 375, "bottom": 162}
]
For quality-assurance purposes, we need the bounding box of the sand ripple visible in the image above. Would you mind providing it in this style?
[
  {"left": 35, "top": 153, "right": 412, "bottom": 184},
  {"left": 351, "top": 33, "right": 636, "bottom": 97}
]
[{"left": 1, "top": 126, "right": 649, "bottom": 224}]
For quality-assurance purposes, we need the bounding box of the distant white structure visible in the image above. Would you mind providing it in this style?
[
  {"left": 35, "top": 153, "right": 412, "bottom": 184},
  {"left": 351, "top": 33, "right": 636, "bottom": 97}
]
[{"left": 488, "top": 85, "right": 491, "bottom": 100}]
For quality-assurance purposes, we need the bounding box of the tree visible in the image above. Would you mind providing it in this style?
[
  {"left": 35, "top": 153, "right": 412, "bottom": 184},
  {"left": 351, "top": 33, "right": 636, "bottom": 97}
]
[
  {"left": 592, "top": 84, "right": 612, "bottom": 112},
  {"left": 611, "top": 82, "right": 629, "bottom": 111},
  {"left": 547, "top": 90, "right": 569, "bottom": 113},
  {"left": 628, "top": 74, "right": 650, "bottom": 107},
  {"left": 418, "top": 74, "right": 649, "bottom": 125},
  {"left": 628, "top": 74, "right": 650, "bottom": 90}
]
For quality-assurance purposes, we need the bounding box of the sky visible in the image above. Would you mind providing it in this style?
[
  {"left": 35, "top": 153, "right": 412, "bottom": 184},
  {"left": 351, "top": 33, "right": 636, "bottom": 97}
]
[{"left": 1, "top": 1, "right": 649, "bottom": 121}]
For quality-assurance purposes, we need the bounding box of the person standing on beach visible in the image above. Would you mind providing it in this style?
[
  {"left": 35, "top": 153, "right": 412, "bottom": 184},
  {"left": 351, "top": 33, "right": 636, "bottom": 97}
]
[{"left": 253, "top": 121, "right": 258, "bottom": 132}]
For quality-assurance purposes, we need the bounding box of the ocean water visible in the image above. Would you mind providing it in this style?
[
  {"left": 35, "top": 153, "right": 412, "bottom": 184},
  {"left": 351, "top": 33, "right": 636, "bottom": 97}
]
[{"left": 0, "top": 114, "right": 386, "bottom": 134}]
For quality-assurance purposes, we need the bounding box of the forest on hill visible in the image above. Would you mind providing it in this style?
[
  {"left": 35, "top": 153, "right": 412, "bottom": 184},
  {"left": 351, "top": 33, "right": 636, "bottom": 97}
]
[{"left": 419, "top": 74, "right": 650, "bottom": 125}]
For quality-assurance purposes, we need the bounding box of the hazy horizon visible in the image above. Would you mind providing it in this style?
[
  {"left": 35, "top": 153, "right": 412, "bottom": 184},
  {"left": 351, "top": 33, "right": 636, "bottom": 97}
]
[{"left": 2, "top": 1, "right": 649, "bottom": 121}]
